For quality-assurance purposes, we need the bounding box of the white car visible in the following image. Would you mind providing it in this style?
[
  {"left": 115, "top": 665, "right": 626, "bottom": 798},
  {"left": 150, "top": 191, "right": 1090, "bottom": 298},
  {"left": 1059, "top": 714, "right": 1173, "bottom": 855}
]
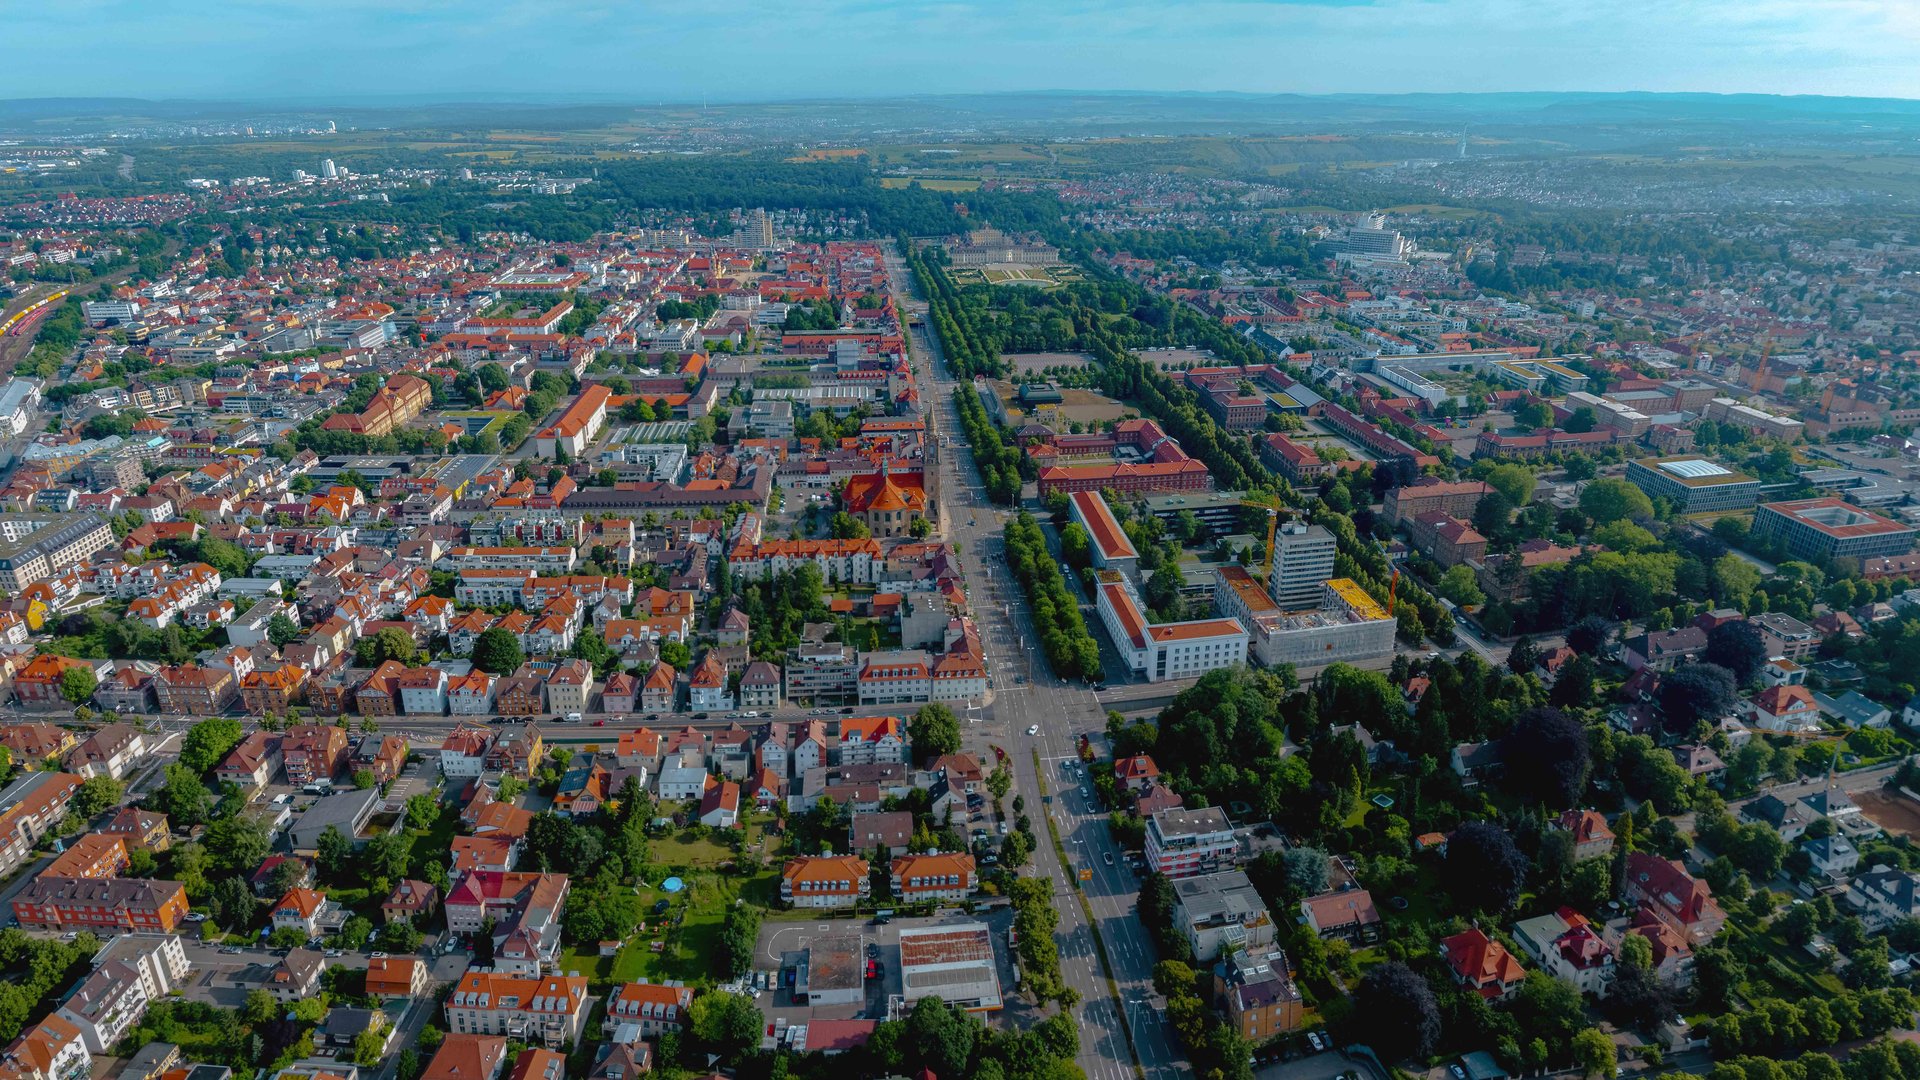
[{"left": 1027, "top": 724, "right": 1039, "bottom": 736}]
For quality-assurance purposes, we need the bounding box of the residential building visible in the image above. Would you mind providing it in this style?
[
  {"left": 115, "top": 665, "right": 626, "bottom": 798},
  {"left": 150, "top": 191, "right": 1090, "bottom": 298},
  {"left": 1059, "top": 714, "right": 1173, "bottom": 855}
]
[
  {"left": 65, "top": 725, "right": 144, "bottom": 781},
  {"left": 1849, "top": 864, "right": 1920, "bottom": 929},
  {"left": 366, "top": 956, "right": 429, "bottom": 999},
  {"left": 440, "top": 726, "right": 492, "bottom": 779},
  {"left": 1215, "top": 948, "right": 1303, "bottom": 1043},
  {"left": 890, "top": 853, "right": 975, "bottom": 902},
  {"left": 848, "top": 811, "right": 913, "bottom": 857},
  {"left": 282, "top": 724, "right": 350, "bottom": 785},
  {"left": 12, "top": 877, "right": 188, "bottom": 933},
  {"left": 1439, "top": 929, "right": 1526, "bottom": 1001},
  {"left": 603, "top": 982, "right": 692, "bottom": 1039},
  {"left": 55, "top": 961, "right": 150, "bottom": 1054},
  {"left": 1623, "top": 853, "right": 1726, "bottom": 944},
  {"left": 419, "top": 1036, "right": 508, "bottom": 1080},
  {"left": 1144, "top": 807, "right": 1238, "bottom": 879},
  {"left": 780, "top": 855, "right": 871, "bottom": 909},
  {"left": 688, "top": 654, "right": 731, "bottom": 712},
  {"left": 1556, "top": 810, "right": 1615, "bottom": 862},
  {"left": 1299, "top": 888, "right": 1382, "bottom": 945},
  {"left": 443, "top": 972, "right": 590, "bottom": 1046},
  {"left": 151, "top": 665, "right": 236, "bottom": 715},
  {"left": 1512, "top": 907, "right": 1614, "bottom": 996},
  {"left": 1172, "top": 870, "right": 1274, "bottom": 962}
]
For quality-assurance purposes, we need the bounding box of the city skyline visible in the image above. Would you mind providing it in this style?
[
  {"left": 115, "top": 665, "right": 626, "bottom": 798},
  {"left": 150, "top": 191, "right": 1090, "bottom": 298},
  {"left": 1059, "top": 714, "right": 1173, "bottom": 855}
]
[{"left": 7, "top": 0, "right": 1920, "bottom": 103}]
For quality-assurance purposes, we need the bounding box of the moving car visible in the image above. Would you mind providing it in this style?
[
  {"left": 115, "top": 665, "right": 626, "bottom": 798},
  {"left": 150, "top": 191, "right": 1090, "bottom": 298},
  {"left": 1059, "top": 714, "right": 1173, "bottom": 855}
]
[{"left": 1027, "top": 724, "right": 1039, "bottom": 736}]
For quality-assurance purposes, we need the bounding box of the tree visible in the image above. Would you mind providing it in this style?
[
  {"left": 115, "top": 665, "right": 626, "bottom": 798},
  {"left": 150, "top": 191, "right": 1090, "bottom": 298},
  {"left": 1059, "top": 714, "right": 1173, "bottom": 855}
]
[
  {"left": 1352, "top": 962, "right": 1440, "bottom": 1062},
  {"left": 658, "top": 639, "right": 692, "bottom": 672},
  {"left": 828, "top": 512, "right": 870, "bottom": 540},
  {"left": 688, "top": 991, "right": 763, "bottom": 1062},
  {"left": 904, "top": 997, "right": 978, "bottom": 1077},
  {"left": 717, "top": 905, "right": 760, "bottom": 979},
  {"left": 1567, "top": 615, "right": 1615, "bottom": 656},
  {"left": 1281, "top": 846, "right": 1329, "bottom": 897},
  {"left": 1572, "top": 1028, "right": 1617, "bottom": 1079},
  {"left": 151, "top": 763, "right": 212, "bottom": 826},
  {"left": 353, "top": 1028, "right": 388, "bottom": 1067},
  {"left": 315, "top": 826, "right": 354, "bottom": 883},
  {"left": 1659, "top": 663, "right": 1740, "bottom": 733},
  {"left": 910, "top": 703, "right": 962, "bottom": 764},
  {"left": 470, "top": 628, "right": 525, "bottom": 675},
  {"left": 1706, "top": 620, "right": 1768, "bottom": 686},
  {"left": 355, "top": 626, "right": 420, "bottom": 668},
  {"left": 1507, "top": 635, "right": 1541, "bottom": 676},
  {"left": 243, "top": 989, "right": 278, "bottom": 1026},
  {"left": 72, "top": 776, "right": 123, "bottom": 819},
  {"left": 1502, "top": 707, "right": 1591, "bottom": 809},
  {"left": 1445, "top": 821, "right": 1529, "bottom": 914},
  {"left": 1060, "top": 522, "right": 1091, "bottom": 568},
  {"left": 179, "top": 718, "right": 244, "bottom": 774},
  {"left": 1484, "top": 463, "right": 1536, "bottom": 505},
  {"left": 1437, "top": 564, "right": 1485, "bottom": 608},
  {"left": 405, "top": 793, "right": 441, "bottom": 833},
  {"left": 59, "top": 667, "right": 96, "bottom": 705},
  {"left": 1579, "top": 478, "right": 1653, "bottom": 524},
  {"left": 267, "top": 613, "right": 302, "bottom": 648}
]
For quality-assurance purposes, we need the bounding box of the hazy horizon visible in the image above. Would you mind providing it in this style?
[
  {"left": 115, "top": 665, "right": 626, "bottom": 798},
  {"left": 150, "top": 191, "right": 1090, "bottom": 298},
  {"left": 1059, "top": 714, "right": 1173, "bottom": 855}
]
[{"left": 8, "top": 0, "right": 1920, "bottom": 103}]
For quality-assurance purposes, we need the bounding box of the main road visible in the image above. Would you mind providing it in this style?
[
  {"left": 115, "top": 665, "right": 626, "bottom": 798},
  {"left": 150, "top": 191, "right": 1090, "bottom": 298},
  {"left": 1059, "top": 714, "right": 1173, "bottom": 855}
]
[{"left": 885, "top": 247, "right": 1185, "bottom": 1080}]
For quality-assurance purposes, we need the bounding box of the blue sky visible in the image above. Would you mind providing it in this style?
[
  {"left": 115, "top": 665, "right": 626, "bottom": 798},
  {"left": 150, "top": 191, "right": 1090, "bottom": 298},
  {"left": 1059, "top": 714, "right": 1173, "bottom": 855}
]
[{"left": 6, "top": 0, "right": 1918, "bottom": 102}]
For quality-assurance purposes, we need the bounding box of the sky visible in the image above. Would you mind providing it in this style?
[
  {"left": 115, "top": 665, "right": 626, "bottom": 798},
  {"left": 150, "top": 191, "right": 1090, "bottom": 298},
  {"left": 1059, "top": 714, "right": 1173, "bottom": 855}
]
[{"left": 6, "top": 0, "right": 1920, "bottom": 103}]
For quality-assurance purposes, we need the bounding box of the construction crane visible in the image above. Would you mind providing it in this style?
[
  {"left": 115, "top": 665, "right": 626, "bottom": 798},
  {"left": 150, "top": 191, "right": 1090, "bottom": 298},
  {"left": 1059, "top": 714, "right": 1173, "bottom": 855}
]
[{"left": 1242, "top": 492, "right": 1290, "bottom": 586}]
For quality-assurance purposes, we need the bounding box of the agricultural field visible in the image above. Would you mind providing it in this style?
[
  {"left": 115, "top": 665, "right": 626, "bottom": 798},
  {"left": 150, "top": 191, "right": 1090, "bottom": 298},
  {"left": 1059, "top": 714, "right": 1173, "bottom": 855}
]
[{"left": 880, "top": 176, "right": 983, "bottom": 191}]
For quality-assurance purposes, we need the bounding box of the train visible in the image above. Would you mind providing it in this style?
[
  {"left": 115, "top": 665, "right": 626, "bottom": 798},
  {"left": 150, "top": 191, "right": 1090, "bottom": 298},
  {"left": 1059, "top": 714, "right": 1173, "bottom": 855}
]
[{"left": 0, "top": 289, "right": 70, "bottom": 336}]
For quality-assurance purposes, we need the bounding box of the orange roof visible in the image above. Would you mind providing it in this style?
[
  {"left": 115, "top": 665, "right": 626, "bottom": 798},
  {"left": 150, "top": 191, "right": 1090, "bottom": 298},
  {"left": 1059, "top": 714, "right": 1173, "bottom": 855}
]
[
  {"left": 618, "top": 728, "right": 662, "bottom": 756},
  {"left": 781, "top": 854, "right": 868, "bottom": 887},
  {"left": 538, "top": 384, "right": 612, "bottom": 440},
  {"left": 1440, "top": 928, "right": 1526, "bottom": 996},
  {"left": 273, "top": 887, "right": 326, "bottom": 918},
  {"left": 1069, "top": 490, "right": 1138, "bottom": 561},
  {"left": 892, "top": 852, "right": 975, "bottom": 887},
  {"left": 843, "top": 470, "right": 926, "bottom": 515},
  {"left": 1100, "top": 580, "right": 1148, "bottom": 650},
  {"left": 1147, "top": 618, "right": 1246, "bottom": 643}
]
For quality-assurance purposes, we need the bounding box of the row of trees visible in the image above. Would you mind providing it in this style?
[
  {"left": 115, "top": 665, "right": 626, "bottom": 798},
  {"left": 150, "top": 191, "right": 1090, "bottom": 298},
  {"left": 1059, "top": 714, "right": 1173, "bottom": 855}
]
[
  {"left": 1001, "top": 512, "right": 1103, "bottom": 680},
  {"left": 951, "top": 384, "right": 1025, "bottom": 506},
  {"left": 906, "top": 243, "right": 1003, "bottom": 379}
]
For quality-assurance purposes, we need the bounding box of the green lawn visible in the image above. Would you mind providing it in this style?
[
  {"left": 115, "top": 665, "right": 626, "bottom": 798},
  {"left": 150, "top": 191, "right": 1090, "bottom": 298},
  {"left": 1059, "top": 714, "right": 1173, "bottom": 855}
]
[
  {"left": 407, "top": 804, "right": 460, "bottom": 880},
  {"left": 649, "top": 823, "right": 764, "bottom": 870},
  {"left": 571, "top": 870, "right": 778, "bottom": 989}
]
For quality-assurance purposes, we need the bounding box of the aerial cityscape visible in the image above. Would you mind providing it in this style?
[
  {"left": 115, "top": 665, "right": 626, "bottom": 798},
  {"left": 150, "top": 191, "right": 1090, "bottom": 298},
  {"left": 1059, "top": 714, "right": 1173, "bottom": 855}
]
[{"left": 5, "top": 9, "right": 1920, "bottom": 1080}]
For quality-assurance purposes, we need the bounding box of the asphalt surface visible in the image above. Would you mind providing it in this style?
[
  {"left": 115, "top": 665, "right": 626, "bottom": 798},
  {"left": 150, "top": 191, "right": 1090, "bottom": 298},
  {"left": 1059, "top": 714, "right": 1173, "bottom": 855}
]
[{"left": 884, "top": 247, "right": 1182, "bottom": 1080}]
